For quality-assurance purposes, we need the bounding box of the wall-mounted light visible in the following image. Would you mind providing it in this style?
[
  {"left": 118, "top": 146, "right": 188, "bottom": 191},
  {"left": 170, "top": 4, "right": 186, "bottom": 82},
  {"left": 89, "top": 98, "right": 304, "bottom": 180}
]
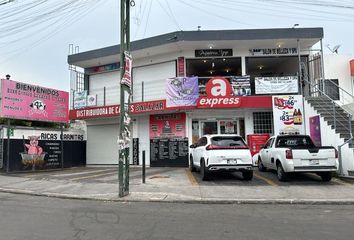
[
  {"left": 223, "top": 58, "right": 226, "bottom": 61},
  {"left": 225, "top": 69, "right": 230, "bottom": 73},
  {"left": 208, "top": 44, "right": 214, "bottom": 49},
  {"left": 203, "top": 59, "right": 207, "bottom": 63},
  {"left": 258, "top": 65, "right": 263, "bottom": 70}
]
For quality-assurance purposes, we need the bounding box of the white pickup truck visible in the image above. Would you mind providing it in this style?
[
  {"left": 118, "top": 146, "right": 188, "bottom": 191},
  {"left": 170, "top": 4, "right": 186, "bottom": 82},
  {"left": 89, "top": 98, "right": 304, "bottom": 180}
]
[{"left": 258, "top": 135, "right": 338, "bottom": 181}]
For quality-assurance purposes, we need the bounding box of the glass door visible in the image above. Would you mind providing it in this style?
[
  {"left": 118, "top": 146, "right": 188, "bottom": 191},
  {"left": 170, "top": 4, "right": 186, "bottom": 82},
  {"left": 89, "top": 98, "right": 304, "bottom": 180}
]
[
  {"left": 200, "top": 121, "right": 218, "bottom": 135},
  {"left": 219, "top": 120, "right": 238, "bottom": 134}
]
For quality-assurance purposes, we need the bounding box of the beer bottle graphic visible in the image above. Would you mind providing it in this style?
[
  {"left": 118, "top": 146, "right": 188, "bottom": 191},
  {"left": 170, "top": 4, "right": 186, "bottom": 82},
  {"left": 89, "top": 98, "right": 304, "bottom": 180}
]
[{"left": 293, "top": 108, "right": 303, "bottom": 125}]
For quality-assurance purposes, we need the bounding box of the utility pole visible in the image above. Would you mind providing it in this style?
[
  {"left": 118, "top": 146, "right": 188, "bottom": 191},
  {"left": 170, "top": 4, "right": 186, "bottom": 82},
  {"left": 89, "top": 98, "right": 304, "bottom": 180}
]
[{"left": 118, "top": 0, "right": 133, "bottom": 197}]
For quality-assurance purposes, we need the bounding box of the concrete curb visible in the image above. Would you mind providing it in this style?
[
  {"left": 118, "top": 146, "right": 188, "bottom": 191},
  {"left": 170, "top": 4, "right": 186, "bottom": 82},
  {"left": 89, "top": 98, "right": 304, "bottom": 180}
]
[{"left": 2, "top": 187, "right": 354, "bottom": 205}]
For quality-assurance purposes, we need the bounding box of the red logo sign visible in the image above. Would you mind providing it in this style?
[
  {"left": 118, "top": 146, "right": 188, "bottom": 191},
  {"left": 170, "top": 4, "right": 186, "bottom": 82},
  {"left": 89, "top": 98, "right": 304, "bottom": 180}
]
[{"left": 197, "top": 77, "right": 241, "bottom": 108}]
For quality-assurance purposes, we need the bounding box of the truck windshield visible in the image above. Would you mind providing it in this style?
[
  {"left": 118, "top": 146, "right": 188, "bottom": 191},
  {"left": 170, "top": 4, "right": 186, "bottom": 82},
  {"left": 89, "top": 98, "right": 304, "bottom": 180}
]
[
  {"left": 211, "top": 136, "right": 247, "bottom": 147},
  {"left": 276, "top": 136, "right": 316, "bottom": 148}
]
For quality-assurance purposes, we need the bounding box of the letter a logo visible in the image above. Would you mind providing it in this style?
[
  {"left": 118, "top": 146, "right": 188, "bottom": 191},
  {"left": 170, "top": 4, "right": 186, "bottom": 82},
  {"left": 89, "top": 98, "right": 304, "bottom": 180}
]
[{"left": 205, "top": 77, "right": 232, "bottom": 97}]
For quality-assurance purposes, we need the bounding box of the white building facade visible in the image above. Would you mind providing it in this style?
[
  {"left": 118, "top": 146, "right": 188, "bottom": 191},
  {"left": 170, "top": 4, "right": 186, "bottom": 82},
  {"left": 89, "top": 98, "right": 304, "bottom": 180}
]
[{"left": 67, "top": 28, "right": 354, "bottom": 176}]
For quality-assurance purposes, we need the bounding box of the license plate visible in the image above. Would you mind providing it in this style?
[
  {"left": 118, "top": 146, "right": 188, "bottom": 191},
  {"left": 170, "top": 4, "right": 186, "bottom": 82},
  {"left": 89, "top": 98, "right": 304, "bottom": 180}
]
[
  {"left": 227, "top": 159, "right": 237, "bottom": 164},
  {"left": 309, "top": 159, "right": 319, "bottom": 165}
]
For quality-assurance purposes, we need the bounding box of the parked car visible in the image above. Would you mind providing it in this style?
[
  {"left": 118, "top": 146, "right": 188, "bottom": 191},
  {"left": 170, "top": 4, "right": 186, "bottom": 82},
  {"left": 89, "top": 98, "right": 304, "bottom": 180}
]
[
  {"left": 258, "top": 135, "right": 338, "bottom": 181},
  {"left": 189, "top": 134, "right": 253, "bottom": 181}
]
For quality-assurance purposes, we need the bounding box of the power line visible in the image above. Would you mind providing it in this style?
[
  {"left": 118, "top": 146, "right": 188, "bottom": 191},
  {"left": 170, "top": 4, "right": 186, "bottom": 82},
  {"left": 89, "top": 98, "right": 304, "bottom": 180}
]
[{"left": 176, "top": 0, "right": 258, "bottom": 27}]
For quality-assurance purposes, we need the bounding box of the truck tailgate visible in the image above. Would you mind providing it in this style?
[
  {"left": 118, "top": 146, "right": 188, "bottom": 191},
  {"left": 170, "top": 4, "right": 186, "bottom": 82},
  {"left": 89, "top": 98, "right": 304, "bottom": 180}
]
[{"left": 292, "top": 148, "right": 336, "bottom": 167}]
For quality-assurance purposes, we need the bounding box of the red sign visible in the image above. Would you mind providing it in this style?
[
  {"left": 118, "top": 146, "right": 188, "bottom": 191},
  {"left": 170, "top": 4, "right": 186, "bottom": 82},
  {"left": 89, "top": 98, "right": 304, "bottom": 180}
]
[
  {"left": 69, "top": 95, "right": 272, "bottom": 120},
  {"left": 197, "top": 77, "right": 241, "bottom": 108},
  {"left": 69, "top": 100, "right": 167, "bottom": 120},
  {"left": 69, "top": 105, "right": 120, "bottom": 119},
  {"left": 177, "top": 57, "right": 185, "bottom": 77},
  {"left": 247, "top": 134, "right": 270, "bottom": 156},
  {"left": 130, "top": 100, "right": 166, "bottom": 114},
  {"left": 149, "top": 113, "right": 186, "bottom": 139}
]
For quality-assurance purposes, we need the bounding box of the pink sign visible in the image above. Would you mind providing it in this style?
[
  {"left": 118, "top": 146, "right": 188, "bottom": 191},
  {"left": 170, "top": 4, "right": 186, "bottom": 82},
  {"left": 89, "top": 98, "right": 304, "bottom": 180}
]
[
  {"left": 0, "top": 79, "right": 69, "bottom": 123},
  {"left": 149, "top": 113, "right": 186, "bottom": 139}
]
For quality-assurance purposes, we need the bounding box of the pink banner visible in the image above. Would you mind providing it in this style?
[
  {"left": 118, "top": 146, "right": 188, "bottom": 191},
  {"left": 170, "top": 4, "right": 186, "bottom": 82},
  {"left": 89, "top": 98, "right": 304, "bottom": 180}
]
[{"left": 1, "top": 79, "right": 69, "bottom": 123}]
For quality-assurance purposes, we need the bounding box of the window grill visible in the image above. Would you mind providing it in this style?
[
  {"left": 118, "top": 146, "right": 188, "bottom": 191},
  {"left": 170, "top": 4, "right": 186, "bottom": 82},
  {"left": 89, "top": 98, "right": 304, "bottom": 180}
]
[
  {"left": 253, "top": 112, "right": 273, "bottom": 134},
  {"left": 76, "top": 72, "right": 85, "bottom": 92}
]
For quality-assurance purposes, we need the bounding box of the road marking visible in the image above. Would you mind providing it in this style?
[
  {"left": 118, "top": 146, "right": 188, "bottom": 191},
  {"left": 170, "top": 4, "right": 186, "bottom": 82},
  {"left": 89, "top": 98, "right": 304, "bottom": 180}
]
[
  {"left": 254, "top": 172, "right": 278, "bottom": 186},
  {"left": 185, "top": 169, "right": 199, "bottom": 186},
  {"left": 70, "top": 171, "right": 118, "bottom": 181}
]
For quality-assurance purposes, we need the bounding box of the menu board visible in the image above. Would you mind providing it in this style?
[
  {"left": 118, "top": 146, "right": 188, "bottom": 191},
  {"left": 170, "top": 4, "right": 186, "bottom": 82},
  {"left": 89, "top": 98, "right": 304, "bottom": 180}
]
[
  {"left": 43, "top": 141, "right": 62, "bottom": 168},
  {"left": 150, "top": 138, "right": 189, "bottom": 167}
]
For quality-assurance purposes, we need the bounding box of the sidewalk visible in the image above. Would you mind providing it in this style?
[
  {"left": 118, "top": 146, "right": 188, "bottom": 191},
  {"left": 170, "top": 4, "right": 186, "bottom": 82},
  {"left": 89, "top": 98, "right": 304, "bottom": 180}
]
[{"left": 1, "top": 167, "right": 354, "bottom": 204}]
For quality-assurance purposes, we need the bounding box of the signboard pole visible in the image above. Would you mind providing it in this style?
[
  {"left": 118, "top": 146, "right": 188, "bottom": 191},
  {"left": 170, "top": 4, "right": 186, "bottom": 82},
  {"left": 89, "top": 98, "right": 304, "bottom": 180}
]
[
  {"left": 118, "top": 0, "right": 132, "bottom": 198},
  {"left": 6, "top": 119, "right": 10, "bottom": 173},
  {"left": 61, "top": 123, "right": 64, "bottom": 169}
]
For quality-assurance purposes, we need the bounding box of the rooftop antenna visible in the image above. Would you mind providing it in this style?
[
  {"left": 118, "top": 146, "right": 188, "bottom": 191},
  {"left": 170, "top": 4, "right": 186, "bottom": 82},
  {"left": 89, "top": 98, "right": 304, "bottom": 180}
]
[
  {"left": 326, "top": 44, "right": 341, "bottom": 54},
  {"left": 197, "top": 26, "right": 201, "bottom": 31},
  {"left": 292, "top": 23, "right": 299, "bottom": 28}
]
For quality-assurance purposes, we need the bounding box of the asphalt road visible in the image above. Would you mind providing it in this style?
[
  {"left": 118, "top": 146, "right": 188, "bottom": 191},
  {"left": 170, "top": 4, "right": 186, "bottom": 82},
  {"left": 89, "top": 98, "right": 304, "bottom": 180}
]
[{"left": 0, "top": 192, "right": 353, "bottom": 240}]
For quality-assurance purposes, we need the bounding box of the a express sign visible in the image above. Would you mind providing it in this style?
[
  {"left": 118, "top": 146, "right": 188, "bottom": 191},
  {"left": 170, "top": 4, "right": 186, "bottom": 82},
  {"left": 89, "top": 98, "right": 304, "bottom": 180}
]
[{"left": 197, "top": 77, "right": 241, "bottom": 108}]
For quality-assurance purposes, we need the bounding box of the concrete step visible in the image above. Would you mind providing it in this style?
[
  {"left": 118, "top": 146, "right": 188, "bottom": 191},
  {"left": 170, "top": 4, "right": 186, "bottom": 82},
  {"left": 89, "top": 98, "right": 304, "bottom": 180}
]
[
  {"left": 323, "top": 116, "right": 353, "bottom": 123},
  {"left": 310, "top": 106, "right": 346, "bottom": 115}
]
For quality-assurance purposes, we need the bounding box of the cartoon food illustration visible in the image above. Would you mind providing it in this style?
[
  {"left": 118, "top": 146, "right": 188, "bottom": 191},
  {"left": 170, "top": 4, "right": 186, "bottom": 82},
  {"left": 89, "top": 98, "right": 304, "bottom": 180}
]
[{"left": 20, "top": 135, "right": 46, "bottom": 169}]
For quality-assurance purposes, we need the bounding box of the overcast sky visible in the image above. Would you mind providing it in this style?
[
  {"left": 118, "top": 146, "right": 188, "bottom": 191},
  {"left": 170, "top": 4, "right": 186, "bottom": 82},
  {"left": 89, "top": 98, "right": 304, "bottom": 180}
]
[{"left": 0, "top": 0, "right": 353, "bottom": 91}]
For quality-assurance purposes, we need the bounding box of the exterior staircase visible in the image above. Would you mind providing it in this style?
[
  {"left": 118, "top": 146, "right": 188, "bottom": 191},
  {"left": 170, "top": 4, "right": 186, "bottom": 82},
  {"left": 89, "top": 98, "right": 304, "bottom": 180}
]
[
  {"left": 306, "top": 96, "right": 354, "bottom": 147},
  {"left": 305, "top": 95, "right": 354, "bottom": 177}
]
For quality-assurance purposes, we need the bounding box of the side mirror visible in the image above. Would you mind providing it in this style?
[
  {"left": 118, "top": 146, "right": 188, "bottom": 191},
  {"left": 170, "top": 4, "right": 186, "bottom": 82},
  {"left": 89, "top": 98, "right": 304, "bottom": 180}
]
[
  {"left": 261, "top": 144, "right": 266, "bottom": 149},
  {"left": 190, "top": 144, "right": 196, "bottom": 148}
]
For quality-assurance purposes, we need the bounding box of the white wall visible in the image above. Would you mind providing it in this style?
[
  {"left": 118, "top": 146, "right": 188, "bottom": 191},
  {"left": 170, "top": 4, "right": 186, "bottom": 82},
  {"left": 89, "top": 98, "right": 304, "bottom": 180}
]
[
  {"left": 137, "top": 115, "right": 150, "bottom": 165},
  {"left": 132, "top": 61, "right": 176, "bottom": 102},
  {"left": 304, "top": 98, "right": 354, "bottom": 176},
  {"left": 89, "top": 71, "right": 120, "bottom": 106},
  {"left": 324, "top": 54, "right": 353, "bottom": 105}
]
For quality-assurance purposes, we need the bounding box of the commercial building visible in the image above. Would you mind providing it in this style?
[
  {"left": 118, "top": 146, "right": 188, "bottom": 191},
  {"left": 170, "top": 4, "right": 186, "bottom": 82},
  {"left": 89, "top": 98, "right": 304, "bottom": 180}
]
[{"left": 67, "top": 27, "right": 354, "bottom": 176}]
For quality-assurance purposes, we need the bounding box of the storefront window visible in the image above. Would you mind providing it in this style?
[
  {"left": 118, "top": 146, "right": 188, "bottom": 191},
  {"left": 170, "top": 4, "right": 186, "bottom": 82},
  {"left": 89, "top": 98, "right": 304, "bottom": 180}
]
[
  {"left": 220, "top": 121, "right": 238, "bottom": 134},
  {"left": 194, "top": 119, "right": 244, "bottom": 138},
  {"left": 202, "top": 121, "right": 217, "bottom": 135},
  {"left": 253, "top": 112, "right": 273, "bottom": 134}
]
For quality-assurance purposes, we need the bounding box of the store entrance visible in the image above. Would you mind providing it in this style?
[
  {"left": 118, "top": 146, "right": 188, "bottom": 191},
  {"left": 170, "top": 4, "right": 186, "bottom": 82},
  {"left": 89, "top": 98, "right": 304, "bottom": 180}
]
[{"left": 192, "top": 119, "right": 245, "bottom": 144}]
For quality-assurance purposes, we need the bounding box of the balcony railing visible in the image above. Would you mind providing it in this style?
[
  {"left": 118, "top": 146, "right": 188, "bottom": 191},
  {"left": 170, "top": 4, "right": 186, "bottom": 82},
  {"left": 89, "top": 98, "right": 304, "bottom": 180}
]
[{"left": 70, "top": 75, "right": 304, "bottom": 110}]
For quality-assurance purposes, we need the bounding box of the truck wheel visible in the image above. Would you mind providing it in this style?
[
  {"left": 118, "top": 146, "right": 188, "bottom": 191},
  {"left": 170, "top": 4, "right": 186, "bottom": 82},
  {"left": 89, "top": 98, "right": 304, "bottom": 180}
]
[
  {"left": 200, "top": 160, "right": 209, "bottom": 181},
  {"left": 189, "top": 156, "right": 196, "bottom": 172},
  {"left": 258, "top": 158, "right": 266, "bottom": 172},
  {"left": 318, "top": 172, "right": 332, "bottom": 182},
  {"left": 277, "top": 163, "right": 288, "bottom": 182},
  {"left": 242, "top": 170, "right": 253, "bottom": 180}
]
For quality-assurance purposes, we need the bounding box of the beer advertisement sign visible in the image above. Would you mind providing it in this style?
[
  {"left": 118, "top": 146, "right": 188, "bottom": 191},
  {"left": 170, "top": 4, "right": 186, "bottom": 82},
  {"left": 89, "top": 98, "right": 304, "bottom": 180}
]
[{"left": 272, "top": 95, "right": 305, "bottom": 135}]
